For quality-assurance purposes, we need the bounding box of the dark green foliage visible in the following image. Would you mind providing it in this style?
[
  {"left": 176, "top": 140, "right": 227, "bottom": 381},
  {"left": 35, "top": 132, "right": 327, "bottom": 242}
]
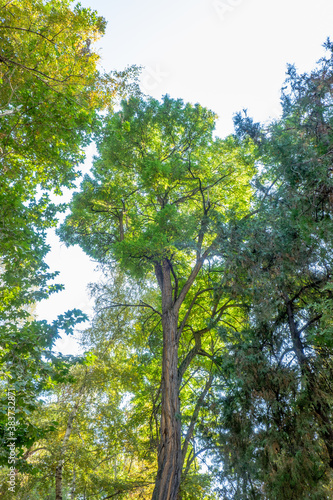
[
  {"left": 3, "top": 8, "right": 333, "bottom": 495},
  {"left": 202, "top": 40, "right": 333, "bottom": 499}
]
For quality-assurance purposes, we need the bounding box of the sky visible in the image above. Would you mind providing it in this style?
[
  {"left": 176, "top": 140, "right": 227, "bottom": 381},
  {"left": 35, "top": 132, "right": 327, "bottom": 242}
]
[{"left": 36, "top": 0, "right": 333, "bottom": 354}]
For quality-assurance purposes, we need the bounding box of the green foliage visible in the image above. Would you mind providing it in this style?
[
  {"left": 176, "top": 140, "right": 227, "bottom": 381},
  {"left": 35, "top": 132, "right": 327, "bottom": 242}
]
[
  {"left": 0, "top": 0, "right": 139, "bottom": 471},
  {"left": 59, "top": 95, "right": 255, "bottom": 273},
  {"left": 4, "top": 284, "right": 159, "bottom": 499},
  {"left": 203, "top": 40, "right": 333, "bottom": 498},
  {"left": 58, "top": 94, "right": 256, "bottom": 497},
  {"left": 6, "top": 14, "right": 333, "bottom": 497}
]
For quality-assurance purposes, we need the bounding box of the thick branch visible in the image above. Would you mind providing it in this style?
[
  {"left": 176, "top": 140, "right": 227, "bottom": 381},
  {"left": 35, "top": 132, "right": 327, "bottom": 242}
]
[
  {"left": 183, "top": 446, "right": 212, "bottom": 480},
  {"left": 175, "top": 248, "right": 211, "bottom": 314},
  {"left": 285, "top": 299, "right": 307, "bottom": 367},
  {"left": 161, "top": 259, "right": 174, "bottom": 311},
  {"left": 102, "top": 302, "right": 162, "bottom": 317},
  {"left": 298, "top": 314, "right": 322, "bottom": 335},
  {"left": 167, "top": 258, "right": 179, "bottom": 303},
  {"left": 178, "top": 339, "right": 201, "bottom": 384}
]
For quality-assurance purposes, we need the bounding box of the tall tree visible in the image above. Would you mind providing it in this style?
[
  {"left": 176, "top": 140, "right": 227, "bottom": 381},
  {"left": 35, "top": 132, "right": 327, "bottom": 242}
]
[
  {"left": 59, "top": 95, "right": 255, "bottom": 498},
  {"left": 0, "top": 0, "right": 136, "bottom": 331},
  {"left": 0, "top": 0, "right": 138, "bottom": 470},
  {"left": 205, "top": 40, "right": 333, "bottom": 498}
]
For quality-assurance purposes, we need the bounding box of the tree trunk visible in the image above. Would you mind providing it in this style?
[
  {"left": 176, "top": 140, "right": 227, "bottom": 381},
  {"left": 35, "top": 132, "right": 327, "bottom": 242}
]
[
  {"left": 152, "top": 308, "right": 182, "bottom": 500},
  {"left": 70, "top": 468, "right": 76, "bottom": 500},
  {"left": 286, "top": 299, "right": 333, "bottom": 467},
  {"left": 152, "top": 260, "right": 182, "bottom": 499},
  {"left": 55, "top": 383, "right": 85, "bottom": 500},
  {"left": 152, "top": 255, "right": 206, "bottom": 499},
  {"left": 55, "top": 464, "right": 63, "bottom": 500}
]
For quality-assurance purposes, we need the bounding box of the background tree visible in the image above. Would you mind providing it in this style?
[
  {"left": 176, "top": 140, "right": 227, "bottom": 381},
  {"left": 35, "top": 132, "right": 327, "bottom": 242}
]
[{"left": 0, "top": 0, "right": 139, "bottom": 476}]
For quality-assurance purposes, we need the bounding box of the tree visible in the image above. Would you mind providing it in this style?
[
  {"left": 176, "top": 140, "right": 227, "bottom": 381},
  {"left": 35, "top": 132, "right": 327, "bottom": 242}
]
[
  {"left": 0, "top": 0, "right": 137, "bottom": 330},
  {"left": 59, "top": 95, "right": 255, "bottom": 498},
  {"left": 204, "top": 40, "right": 333, "bottom": 498},
  {"left": 0, "top": 0, "right": 139, "bottom": 473},
  {"left": 11, "top": 314, "right": 157, "bottom": 500}
]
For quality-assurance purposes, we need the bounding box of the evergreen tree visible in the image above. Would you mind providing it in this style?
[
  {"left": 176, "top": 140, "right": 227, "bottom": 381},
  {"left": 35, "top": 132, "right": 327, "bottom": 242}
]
[{"left": 205, "top": 40, "right": 333, "bottom": 499}]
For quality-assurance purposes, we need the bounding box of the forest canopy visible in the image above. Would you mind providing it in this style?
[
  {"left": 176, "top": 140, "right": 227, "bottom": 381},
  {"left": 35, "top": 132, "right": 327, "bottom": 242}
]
[{"left": 1, "top": 1, "right": 333, "bottom": 499}]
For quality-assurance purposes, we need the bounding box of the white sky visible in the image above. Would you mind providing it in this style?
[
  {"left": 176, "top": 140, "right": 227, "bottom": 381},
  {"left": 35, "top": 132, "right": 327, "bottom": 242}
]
[{"left": 36, "top": 0, "right": 333, "bottom": 353}]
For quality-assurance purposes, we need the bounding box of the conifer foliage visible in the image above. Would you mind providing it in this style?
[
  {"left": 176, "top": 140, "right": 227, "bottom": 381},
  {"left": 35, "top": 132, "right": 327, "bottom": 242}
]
[{"left": 204, "top": 40, "right": 333, "bottom": 499}]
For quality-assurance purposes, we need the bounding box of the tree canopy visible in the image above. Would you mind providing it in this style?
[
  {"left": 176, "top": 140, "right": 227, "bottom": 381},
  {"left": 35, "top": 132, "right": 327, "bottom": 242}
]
[
  {"left": 0, "top": 0, "right": 138, "bottom": 479},
  {"left": 1, "top": 3, "right": 333, "bottom": 497}
]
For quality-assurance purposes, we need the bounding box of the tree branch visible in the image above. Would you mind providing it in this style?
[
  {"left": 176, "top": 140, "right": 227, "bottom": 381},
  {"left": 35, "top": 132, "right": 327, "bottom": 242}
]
[
  {"left": 181, "top": 372, "right": 213, "bottom": 469},
  {"left": 177, "top": 288, "right": 213, "bottom": 338},
  {"left": 102, "top": 301, "right": 162, "bottom": 317},
  {"left": 298, "top": 313, "right": 322, "bottom": 335},
  {"left": 167, "top": 258, "right": 178, "bottom": 303},
  {"left": 0, "top": 54, "right": 77, "bottom": 84},
  {"left": 175, "top": 247, "right": 211, "bottom": 314},
  {"left": 0, "top": 26, "right": 56, "bottom": 44}
]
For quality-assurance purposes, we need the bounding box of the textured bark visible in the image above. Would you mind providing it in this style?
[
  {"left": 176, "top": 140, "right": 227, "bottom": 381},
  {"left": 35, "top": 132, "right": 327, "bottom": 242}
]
[
  {"left": 152, "top": 261, "right": 182, "bottom": 499},
  {"left": 152, "top": 309, "right": 182, "bottom": 500},
  {"left": 152, "top": 255, "right": 206, "bottom": 499},
  {"left": 55, "top": 464, "right": 63, "bottom": 500}
]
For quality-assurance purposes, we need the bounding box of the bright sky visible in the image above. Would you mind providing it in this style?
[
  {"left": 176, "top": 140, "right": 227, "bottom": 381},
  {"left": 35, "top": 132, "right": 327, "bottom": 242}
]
[{"left": 36, "top": 0, "right": 333, "bottom": 354}]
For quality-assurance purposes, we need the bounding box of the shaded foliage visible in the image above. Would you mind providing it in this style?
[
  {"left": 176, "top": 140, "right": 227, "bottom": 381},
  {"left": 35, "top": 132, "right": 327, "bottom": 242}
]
[{"left": 202, "top": 40, "right": 333, "bottom": 499}]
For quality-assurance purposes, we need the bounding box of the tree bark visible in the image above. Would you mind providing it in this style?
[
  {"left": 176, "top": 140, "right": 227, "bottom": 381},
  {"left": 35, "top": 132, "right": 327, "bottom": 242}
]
[
  {"left": 152, "top": 309, "right": 182, "bottom": 500},
  {"left": 55, "top": 464, "right": 63, "bottom": 500},
  {"left": 152, "top": 261, "right": 182, "bottom": 500},
  {"left": 55, "top": 384, "right": 85, "bottom": 500},
  {"left": 152, "top": 254, "right": 207, "bottom": 499}
]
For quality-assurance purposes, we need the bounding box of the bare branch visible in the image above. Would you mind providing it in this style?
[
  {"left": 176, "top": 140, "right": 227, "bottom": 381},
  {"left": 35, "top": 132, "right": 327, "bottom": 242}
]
[
  {"left": 178, "top": 344, "right": 200, "bottom": 384},
  {"left": 181, "top": 372, "right": 213, "bottom": 469},
  {"left": 177, "top": 288, "right": 213, "bottom": 338},
  {"left": 179, "top": 368, "right": 199, "bottom": 392},
  {"left": 298, "top": 313, "right": 322, "bottom": 335},
  {"left": 175, "top": 247, "right": 212, "bottom": 313},
  {"left": 102, "top": 301, "right": 162, "bottom": 317}
]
